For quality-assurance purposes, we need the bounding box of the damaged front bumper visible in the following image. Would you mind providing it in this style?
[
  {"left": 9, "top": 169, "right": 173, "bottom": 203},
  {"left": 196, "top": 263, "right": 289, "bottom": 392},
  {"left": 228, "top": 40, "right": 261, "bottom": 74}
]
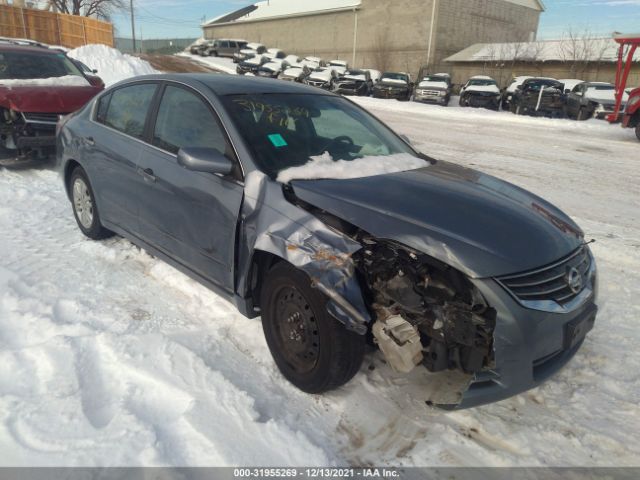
[{"left": 452, "top": 276, "right": 597, "bottom": 409}]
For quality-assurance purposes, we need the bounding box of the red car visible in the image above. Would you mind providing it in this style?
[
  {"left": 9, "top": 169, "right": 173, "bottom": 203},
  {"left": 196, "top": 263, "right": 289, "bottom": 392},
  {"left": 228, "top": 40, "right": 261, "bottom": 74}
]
[{"left": 0, "top": 42, "right": 104, "bottom": 167}]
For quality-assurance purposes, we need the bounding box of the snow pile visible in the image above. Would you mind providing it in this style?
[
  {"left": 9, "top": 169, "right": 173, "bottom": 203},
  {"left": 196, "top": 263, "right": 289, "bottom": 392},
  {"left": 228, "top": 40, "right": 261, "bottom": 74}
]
[
  {"left": 277, "top": 152, "right": 429, "bottom": 183},
  {"left": 67, "top": 44, "right": 157, "bottom": 87},
  {"left": 0, "top": 75, "right": 89, "bottom": 87}
]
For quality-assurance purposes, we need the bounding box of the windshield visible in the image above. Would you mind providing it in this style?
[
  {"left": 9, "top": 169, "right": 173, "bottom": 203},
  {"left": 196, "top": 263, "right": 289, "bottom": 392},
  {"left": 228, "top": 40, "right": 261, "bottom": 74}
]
[
  {"left": 589, "top": 85, "right": 614, "bottom": 91},
  {"left": 423, "top": 75, "right": 448, "bottom": 83},
  {"left": 524, "top": 79, "right": 562, "bottom": 91},
  {"left": 0, "top": 51, "right": 83, "bottom": 80},
  {"left": 467, "top": 79, "right": 496, "bottom": 87},
  {"left": 221, "top": 94, "right": 419, "bottom": 179},
  {"left": 381, "top": 73, "right": 408, "bottom": 82}
]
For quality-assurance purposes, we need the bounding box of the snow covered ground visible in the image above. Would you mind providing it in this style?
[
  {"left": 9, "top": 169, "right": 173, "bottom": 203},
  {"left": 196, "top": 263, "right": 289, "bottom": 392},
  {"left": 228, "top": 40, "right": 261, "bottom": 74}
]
[
  {"left": 176, "top": 52, "right": 237, "bottom": 75},
  {"left": 1, "top": 88, "right": 639, "bottom": 467}
]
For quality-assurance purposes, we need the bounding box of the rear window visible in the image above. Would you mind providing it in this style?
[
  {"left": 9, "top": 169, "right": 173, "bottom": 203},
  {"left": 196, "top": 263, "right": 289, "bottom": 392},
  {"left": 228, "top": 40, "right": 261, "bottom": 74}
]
[{"left": 0, "top": 51, "right": 83, "bottom": 80}]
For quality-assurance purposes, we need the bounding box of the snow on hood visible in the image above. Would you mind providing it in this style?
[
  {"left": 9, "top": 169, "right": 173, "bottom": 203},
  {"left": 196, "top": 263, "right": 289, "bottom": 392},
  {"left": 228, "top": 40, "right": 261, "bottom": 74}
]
[
  {"left": 380, "top": 78, "right": 408, "bottom": 85},
  {"left": 308, "top": 70, "right": 333, "bottom": 82},
  {"left": 340, "top": 74, "right": 367, "bottom": 82},
  {"left": 277, "top": 152, "right": 429, "bottom": 183},
  {"left": 585, "top": 87, "right": 628, "bottom": 103},
  {"left": 283, "top": 67, "right": 305, "bottom": 78},
  {"left": 418, "top": 80, "right": 448, "bottom": 89},
  {"left": 262, "top": 61, "right": 283, "bottom": 71},
  {"left": 0, "top": 75, "right": 89, "bottom": 87},
  {"left": 245, "top": 56, "right": 266, "bottom": 66},
  {"left": 465, "top": 84, "right": 500, "bottom": 94},
  {"left": 67, "top": 44, "right": 157, "bottom": 87}
]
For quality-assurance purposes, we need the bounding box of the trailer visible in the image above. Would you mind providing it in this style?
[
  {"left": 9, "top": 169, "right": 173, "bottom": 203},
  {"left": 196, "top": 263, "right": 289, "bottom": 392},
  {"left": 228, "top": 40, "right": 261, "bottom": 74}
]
[{"left": 608, "top": 33, "right": 640, "bottom": 141}]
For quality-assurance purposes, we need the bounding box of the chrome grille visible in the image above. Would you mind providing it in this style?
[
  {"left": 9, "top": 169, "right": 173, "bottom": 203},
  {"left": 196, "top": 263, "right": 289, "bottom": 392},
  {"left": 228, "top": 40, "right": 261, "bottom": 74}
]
[
  {"left": 497, "top": 246, "right": 592, "bottom": 305},
  {"left": 419, "top": 90, "right": 440, "bottom": 96},
  {"left": 23, "top": 112, "right": 64, "bottom": 124}
]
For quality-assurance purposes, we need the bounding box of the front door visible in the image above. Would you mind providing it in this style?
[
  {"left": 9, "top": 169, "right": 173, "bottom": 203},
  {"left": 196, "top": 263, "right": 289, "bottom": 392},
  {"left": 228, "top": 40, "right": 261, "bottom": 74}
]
[{"left": 136, "top": 83, "right": 244, "bottom": 292}]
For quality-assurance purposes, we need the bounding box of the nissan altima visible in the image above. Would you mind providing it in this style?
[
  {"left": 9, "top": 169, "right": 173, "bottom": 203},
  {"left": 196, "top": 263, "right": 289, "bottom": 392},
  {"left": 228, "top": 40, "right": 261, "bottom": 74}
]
[{"left": 57, "top": 74, "right": 598, "bottom": 409}]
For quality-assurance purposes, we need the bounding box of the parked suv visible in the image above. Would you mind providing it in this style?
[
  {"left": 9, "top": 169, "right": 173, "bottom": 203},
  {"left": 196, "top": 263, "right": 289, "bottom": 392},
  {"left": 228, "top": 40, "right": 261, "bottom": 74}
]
[
  {"left": 205, "top": 39, "right": 247, "bottom": 58},
  {"left": 414, "top": 73, "right": 452, "bottom": 106},
  {"left": 565, "top": 82, "right": 628, "bottom": 120},
  {"left": 58, "top": 74, "right": 598, "bottom": 410},
  {"left": 511, "top": 78, "right": 566, "bottom": 117},
  {"left": 0, "top": 42, "right": 103, "bottom": 166},
  {"left": 333, "top": 69, "right": 373, "bottom": 96}
]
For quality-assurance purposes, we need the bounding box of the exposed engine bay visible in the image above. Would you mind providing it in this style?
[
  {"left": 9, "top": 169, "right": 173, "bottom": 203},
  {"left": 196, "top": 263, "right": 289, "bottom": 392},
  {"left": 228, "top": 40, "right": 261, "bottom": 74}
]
[
  {"left": 296, "top": 199, "right": 497, "bottom": 378},
  {"left": 355, "top": 238, "right": 496, "bottom": 376},
  {"left": 0, "top": 107, "right": 57, "bottom": 164}
]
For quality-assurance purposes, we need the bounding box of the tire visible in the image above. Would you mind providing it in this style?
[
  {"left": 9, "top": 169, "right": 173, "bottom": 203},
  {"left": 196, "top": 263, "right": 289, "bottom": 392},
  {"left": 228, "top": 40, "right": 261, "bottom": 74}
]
[
  {"left": 515, "top": 104, "right": 523, "bottom": 115},
  {"left": 260, "top": 261, "right": 365, "bottom": 393},
  {"left": 69, "top": 167, "right": 113, "bottom": 240},
  {"left": 577, "top": 107, "right": 585, "bottom": 121},
  {"left": 636, "top": 123, "right": 640, "bottom": 142}
]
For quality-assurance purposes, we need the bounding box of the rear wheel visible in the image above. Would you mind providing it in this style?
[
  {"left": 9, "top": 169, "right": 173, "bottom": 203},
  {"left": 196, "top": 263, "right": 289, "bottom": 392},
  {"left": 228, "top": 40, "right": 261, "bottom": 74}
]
[
  {"left": 260, "top": 262, "right": 365, "bottom": 393},
  {"left": 70, "top": 167, "right": 113, "bottom": 240}
]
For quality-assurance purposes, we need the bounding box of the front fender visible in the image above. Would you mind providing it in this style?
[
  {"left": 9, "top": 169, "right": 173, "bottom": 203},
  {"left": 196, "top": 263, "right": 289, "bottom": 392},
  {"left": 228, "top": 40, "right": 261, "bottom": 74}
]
[{"left": 236, "top": 171, "right": 371, "bottom": 334}]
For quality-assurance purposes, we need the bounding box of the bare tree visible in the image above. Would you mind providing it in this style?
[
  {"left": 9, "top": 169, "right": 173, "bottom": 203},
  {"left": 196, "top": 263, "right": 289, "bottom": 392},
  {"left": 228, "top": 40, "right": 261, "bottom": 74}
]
[
  {"left": 560, "top": 27, "right": 601, "bottom": 78},
  {"left": 46, "top": 0, "right": 126, "bottom": 20}
]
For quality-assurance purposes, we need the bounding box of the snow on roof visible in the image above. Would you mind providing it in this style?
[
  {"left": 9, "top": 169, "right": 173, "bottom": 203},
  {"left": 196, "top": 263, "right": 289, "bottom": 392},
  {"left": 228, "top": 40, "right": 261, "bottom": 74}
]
[
  {"left": 503, "top": 0, "right": 545, "bottom": 11},
  {"left": 445, "top": 37, "right": 633, "bottom": 63},
  {"left": 206, "top": 0, "right": 361, "bottom": 26}
]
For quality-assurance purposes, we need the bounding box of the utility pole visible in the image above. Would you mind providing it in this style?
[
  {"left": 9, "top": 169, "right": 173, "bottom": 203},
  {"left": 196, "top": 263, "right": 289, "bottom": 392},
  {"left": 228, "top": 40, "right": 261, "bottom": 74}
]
[{"left": 130, "top": 0, "right": 137, "bottom": 53}]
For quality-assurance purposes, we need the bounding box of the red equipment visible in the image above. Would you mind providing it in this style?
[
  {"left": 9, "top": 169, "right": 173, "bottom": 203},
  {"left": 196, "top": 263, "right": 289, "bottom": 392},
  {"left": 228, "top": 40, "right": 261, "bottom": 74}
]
[{"left": 608, "top": 33, "right": 640, "bottom": 131}]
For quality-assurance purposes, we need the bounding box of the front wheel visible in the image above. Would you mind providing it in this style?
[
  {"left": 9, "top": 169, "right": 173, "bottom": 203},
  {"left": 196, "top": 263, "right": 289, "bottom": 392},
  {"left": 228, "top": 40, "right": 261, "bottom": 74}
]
[
  {"left": 260, "top": 262, "right": 365, "bottom": 393},
  {"left": 70, "top": 167, "right": 113, "bottom": 240}
]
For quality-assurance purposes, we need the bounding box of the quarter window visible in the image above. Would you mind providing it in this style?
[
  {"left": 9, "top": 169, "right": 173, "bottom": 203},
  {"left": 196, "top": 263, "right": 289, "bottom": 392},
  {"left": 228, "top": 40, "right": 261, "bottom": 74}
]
[
  {"left": 104, "top": 83, "right": 157, "bottom": 139},
  {"left": 95, "top": 92, "right": 111, "bottom": 124},
  {"left": 152, "top": 85, "right": 228, "bottom": 156}
]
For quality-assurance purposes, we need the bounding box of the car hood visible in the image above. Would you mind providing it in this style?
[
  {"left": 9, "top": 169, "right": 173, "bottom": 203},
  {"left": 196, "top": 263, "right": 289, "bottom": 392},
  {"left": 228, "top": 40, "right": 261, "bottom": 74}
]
[
  {"left": 0, "top": 85, "right": 102, "bottom": 113},
  {"left": 290, "top": 161, "right": 583, "bottom": 278},
  {"left": 377, "top": 80, "right": 408, "bottom": 88},
  {"left": 464, "top": 85, "right": 500, "bottom": 94},
  {"left": 418, "top": 81, "right": 448, "bottom": 90},
  {"left": 308, "top": 70, "right": 333, "bottom": 82}
]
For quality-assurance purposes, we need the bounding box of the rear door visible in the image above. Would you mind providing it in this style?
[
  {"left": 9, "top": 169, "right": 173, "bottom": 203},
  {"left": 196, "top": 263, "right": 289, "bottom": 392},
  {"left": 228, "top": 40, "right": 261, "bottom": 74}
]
[
  {"left": 84, "top": 82, "right": 159, "bottom": 234},
  {"left": 136, "top": 83, "right": 244, "bottom": 292}
]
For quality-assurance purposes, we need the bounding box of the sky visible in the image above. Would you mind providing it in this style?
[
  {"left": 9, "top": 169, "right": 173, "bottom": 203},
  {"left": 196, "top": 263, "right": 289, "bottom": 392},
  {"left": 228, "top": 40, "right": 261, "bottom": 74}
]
[{"left": 107, "top": 0, "right": 640, "bottom": 41}]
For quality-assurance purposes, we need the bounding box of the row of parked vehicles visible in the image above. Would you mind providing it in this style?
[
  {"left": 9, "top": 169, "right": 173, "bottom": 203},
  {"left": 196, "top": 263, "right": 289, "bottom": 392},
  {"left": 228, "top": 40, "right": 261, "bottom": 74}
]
[{"left": 218, "top": 40, "right": 637, "bottom": 125}]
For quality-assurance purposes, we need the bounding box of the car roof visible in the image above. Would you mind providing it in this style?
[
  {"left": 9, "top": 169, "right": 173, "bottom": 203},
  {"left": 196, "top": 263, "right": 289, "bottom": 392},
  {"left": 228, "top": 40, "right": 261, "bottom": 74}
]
[
  {"left": 469, "top": 75, "right": 493, "bottom": 80},
  {"left": 120, "top": 73, "right": 331, "bottom": 96},
  {"left": 0, "top": 43, "right": 59, "bottom": 55}
]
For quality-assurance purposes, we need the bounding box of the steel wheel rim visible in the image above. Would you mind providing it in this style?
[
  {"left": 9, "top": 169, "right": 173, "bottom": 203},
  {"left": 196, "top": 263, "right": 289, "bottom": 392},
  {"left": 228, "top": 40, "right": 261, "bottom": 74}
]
[
  {"left": 73, "top": 178, "right": 94, "bottom": 229},
  {"left": 273, "top": 285, "right": 320, "bottom": 374}
]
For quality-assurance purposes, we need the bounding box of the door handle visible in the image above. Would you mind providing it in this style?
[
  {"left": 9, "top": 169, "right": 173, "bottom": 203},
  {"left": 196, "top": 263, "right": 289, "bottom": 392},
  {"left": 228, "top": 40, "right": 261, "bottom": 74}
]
[
  {"left": 84, "top": 136, "right": 95, "bottom": 146},
  {"left": 138, "top": 167, "right": 157, "bottom": 183}
]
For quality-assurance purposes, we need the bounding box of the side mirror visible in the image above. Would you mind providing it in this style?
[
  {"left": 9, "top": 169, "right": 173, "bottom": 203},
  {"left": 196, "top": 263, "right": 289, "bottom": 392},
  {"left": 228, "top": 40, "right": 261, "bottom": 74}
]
[
  {"left": 400, "top": 134, "right": 413, "bottom": 145},
  {"left": 177, "top": 147, "right": 233, "bottom": 175},
  {"left": 92, "top": 69, "right": 98, "bottom": 74}
]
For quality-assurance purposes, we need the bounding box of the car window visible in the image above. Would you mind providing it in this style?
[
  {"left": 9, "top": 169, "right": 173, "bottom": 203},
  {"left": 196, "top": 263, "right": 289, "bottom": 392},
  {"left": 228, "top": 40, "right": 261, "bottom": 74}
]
[
  {"left": 229, "top": 41, "right": 237, "bottom": 48},
  {"left": 104, "top": 83, "right": 157, "bottom": 139},
  {"left": 221, "top": 41, "right": 230, "bottom": 48},
  {"left": 0, "top": 51, "right": 83, "bottom": 80},
  {"left": 95, "top": 92, "right": 112, "bottom": 124},
  {"left": 153, "top": 85, "right": 227, "bottom": 156}
]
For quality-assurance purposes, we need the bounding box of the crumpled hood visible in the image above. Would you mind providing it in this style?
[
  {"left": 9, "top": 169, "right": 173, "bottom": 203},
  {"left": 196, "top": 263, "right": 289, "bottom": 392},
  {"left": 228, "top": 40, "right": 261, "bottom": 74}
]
[
  {"left": 0, "top": 85, "right": 101, "bottom": 113},
  {"left": 290, "top": 161, "right": 583, "bottom": 278}
]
